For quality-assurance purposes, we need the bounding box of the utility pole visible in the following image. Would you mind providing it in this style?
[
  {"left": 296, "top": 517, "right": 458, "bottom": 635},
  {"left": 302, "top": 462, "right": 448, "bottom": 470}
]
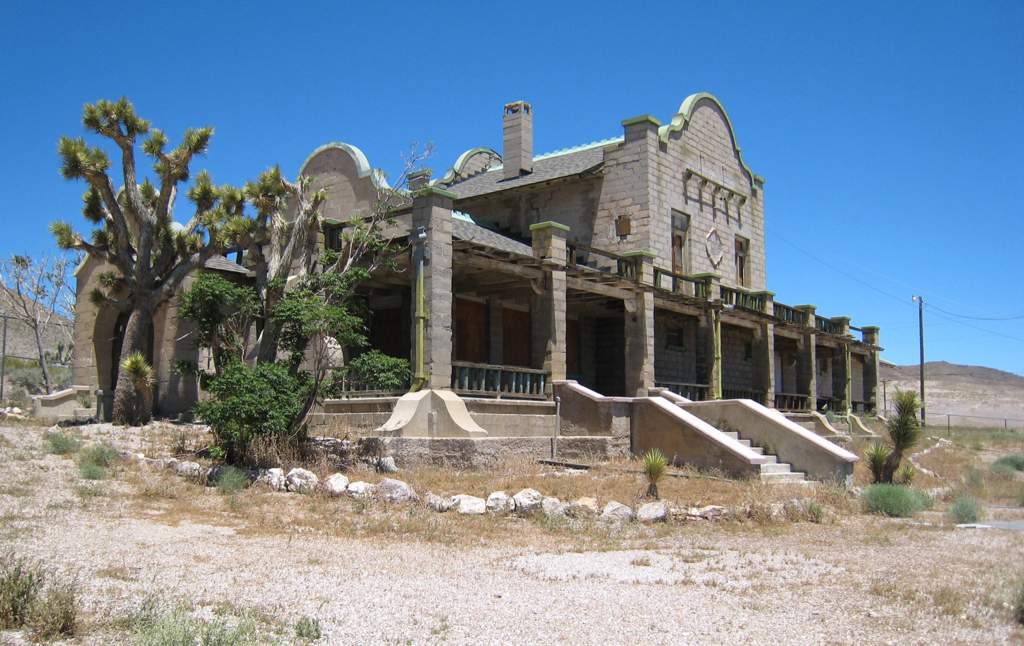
[{"left": 912, "top": 296, "right": 925, "bottom": 425}]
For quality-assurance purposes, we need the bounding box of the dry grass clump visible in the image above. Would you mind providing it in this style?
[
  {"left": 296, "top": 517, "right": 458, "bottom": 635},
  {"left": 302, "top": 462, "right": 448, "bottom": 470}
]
[{"left": 0, "top": 552, "right": 78, "bottom": 640}]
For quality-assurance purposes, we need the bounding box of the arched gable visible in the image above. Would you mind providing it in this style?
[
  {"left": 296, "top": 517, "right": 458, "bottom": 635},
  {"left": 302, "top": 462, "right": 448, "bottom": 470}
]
[
  {"left": 297, "top": 142, "right": 387, "bottom": 223},
  {"left": 435, "top": 147, "right": 502, "bottom": 186}
]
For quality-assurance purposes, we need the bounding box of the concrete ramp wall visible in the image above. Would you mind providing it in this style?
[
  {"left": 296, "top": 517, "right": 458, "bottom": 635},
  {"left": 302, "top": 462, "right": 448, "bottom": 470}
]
[{"left": 683, "top": 399, "right": 858, "bottom": 484}]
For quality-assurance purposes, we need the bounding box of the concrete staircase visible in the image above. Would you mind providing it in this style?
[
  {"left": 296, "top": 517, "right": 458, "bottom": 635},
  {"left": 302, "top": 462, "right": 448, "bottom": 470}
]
[{"left": 718, "top": 430, "right": 807, "bottom": 483}]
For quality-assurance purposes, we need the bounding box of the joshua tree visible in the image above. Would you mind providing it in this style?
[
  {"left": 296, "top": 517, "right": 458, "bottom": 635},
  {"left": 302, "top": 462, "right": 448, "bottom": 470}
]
[
  {"left": 51, "top": 98, "right": 240, "bottom": 424},
  {"left": 880, "top": 389, "right": 922, "bottom": 483},
  {"left": 120, "top": 352, "right": 153, "bottom": 426}
]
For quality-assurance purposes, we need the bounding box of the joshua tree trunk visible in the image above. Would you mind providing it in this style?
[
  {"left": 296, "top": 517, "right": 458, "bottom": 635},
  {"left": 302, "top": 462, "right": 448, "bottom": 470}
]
[
  {"left": 880, "top": 449, "right": 903, "bottom": 484},
  {"left": 33, "top": 327, "right": 53, "bottom": 394},
  {"left": 111, "top": 302, "right": 152, "bottom": 425}
]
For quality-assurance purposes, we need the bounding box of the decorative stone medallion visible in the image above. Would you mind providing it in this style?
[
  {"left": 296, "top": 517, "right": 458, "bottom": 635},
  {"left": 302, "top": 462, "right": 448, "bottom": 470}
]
[{"left": 705, "top": 228, "right": 724, "bottom": 268}]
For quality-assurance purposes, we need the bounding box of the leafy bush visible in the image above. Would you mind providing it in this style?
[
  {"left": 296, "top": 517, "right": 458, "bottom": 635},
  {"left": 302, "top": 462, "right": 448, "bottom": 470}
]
[
  {"left": 861, "top": 484, "right": 932, "bottom": 518},
  {"left": 949, "top": 494, "right": 982, "bottom": 524},
  {"left": 0, "top": 553, "right": 43, "bottom": 628},
  {"left": 180, "top": 272, "right": 259, "bottom": 376},
  {"left": 214, "top": 466, "right": 250, "bottom": 495},
  {"left": 77, "top": 443, "right": 118, "bottom": 480},
  {"left": 642, "top": 448, "right": 668, "bottom": 498},
  {"left": 329, "top": 350, "right": 410, "bottom": 394},
  {"left": 43, "top": 430, "right": 81, "bottom": 456},
  {"left": 992, "top": 454, "right": 1024, "bottom": 473},
  {"left": 295, "top": 615, "right": 322, "bottom": 641},
  {"left": 195, "top": 362, "right": 311, "bottom": 465},
  {"left": 864, "top": 443, "right": 890, "bottom": 484}
]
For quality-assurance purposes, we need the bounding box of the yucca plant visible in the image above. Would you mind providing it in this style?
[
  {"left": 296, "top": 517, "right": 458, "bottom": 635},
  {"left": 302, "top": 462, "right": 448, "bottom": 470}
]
[
  {"left": 642, "top": 448, "right": 668, "bottom": 499},
  {"left": 121, "top": 352, "right": 154, "bottom": 426},
  {"left": 864, "top": 442, "right": 891, "bottom": 484},
  {"left": 896, "top": 462, "right": 916, "bottom": 486},
  {"left": 880, "top": 390, "right": 922, "bottom": 483}
]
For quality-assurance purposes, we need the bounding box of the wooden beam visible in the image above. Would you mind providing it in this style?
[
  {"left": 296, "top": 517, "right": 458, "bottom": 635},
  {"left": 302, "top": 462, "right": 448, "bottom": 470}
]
[
  {"left": 565, "top": 275, "right": 632, "bottom": 300},
  {"left": 457, "top": 253, "right": 544, "bottom": 280}
]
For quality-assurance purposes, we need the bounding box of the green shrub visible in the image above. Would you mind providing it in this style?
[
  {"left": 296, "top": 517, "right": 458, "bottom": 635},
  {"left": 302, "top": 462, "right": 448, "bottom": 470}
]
[
  {"left": 0, "top": 553, "right": 43, "bottom": 628},
  {"left": 132, "top": 602, "right": 261, "bottom": 646},
  {"left": 77, "top": 443, "right": 119, "bottom": 480},
  {"left": 991, "top": 462, "right": 1019, "bottom": 480},
  {"left": 295, "top": 615, "right": 322, "bottom": 641},
  {"left": 43, "top": 431, "right": 81, "bottom": 456},
  {"left": 27, "top": 580, "right": 77, "bottom": 640},
  {"left": 215, "top": 466, "right": 250, "bottom": 495},
  {"left": 949, "top": 494, "right": 982, "bottom": 524},
  {"left": 331, "top": 350, "right": 410, "bottom": 393},
  {"left": 78, "top": 462, "right": 107, "bottom": 480},
  {"left": 195, "top": 362, "right": 311, "bottom": 465},
  {"left": 861, "top": 484, "right": 932, "bottom": 518},
  {"left": 864, "top": 443, "right": 890, "bottom": 484},
  {"left": 642, "top": 448, "right": 668, "bottom": 499},
  {"left": 992, "top": 454, "right": 1024, "bottom": 472}
]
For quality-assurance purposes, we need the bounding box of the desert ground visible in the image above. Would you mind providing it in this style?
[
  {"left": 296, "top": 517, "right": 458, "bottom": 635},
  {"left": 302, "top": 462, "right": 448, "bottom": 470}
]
[{"left": 1, "top": 420, "right": 1023, "bottom": 645}]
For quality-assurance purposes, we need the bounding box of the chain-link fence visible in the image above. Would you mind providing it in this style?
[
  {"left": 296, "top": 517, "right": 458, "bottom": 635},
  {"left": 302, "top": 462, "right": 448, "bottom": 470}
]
[
  {"left": 1, "top": 314, "right": 74, "bottom": 408},
  {"left": 880, "top": 408, "right": 1024, "bottom": 432}
]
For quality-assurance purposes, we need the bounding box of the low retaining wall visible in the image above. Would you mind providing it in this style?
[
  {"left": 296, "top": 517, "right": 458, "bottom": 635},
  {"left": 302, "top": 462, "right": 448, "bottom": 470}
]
[
  {"left": 377, "top": 435, "right": 615, "bottom": 468},
  {"left": 554, "top": 381, "right": 631, "bottom": 454},
  {"left": 310, "top": 397, "right": 399, "bottom": 437},
  {"left": 463, "top": 398, "right": 558, "bottom": 437},
  {"left": 32, "top": 385, "right": 93, "bottom": 421}
]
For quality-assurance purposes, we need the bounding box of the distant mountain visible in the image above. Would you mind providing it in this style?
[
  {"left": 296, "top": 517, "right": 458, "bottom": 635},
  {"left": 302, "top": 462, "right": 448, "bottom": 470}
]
[{"left": 879, "top": 361, "right": 1024, "bottom": 426}]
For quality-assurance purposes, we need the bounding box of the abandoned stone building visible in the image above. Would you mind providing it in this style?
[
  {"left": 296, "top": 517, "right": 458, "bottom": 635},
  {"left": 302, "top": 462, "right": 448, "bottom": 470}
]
[{"left": 54, "top": 92, "right": 876, "bottom": 482}]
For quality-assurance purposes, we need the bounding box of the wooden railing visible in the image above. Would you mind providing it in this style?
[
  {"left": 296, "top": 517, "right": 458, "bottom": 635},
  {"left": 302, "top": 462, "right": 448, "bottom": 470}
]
[
  {"left": 722, "top": 387, "right": 764, "bottom": 403},
  {"left": 816, "top": 396, "right": 841, "bottom": 412},
  {"left": 815, "top": 316, "right": 841, "bottom": 335},
  {"left": 652, "top": 268, "right": 707, "bottom": 298},
  {"left": 566, "top": 244, "right": 635, "bottom": 279},
  {"left": 329, "top": 377, "right": 409, "bottom": 398},
  {"left": 851, "top": 400, "right": 874, "bottom": 414},
  {"left": 773, "top": 302, "right": 807, "bottom": 326},
  {"left": 655, "top": 381, "right": 710, "bottom": 401},
  {"left": 774, "top": 392, "right": 809, "bottom": 410},
  {"left": 720, "top": 286, "right": 767, "bottom": 313},
  {"left": 450, "top": 361, "right": 548, "bottom": 400}
]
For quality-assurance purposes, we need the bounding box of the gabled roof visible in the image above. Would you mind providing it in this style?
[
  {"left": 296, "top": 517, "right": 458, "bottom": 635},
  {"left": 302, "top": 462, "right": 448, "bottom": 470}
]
[
  {"left": 203, "top": 254, "right": 255, "bottom": 277},
  {"left": 451, "top": 212, "right": 532, "bottom": 257},
  {"left": 445, "top": 137, "right": 620, "bottom": 200}
]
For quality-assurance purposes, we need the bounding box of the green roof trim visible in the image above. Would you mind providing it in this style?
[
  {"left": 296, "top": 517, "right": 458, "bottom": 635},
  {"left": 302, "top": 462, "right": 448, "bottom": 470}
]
[
  {"left": 657, "top": 92, "right": 764, "bottom": 194},
  {"left": 528, "top": 221, "right": 570, "bottom": 232},
  {"left": 621, "top": 250, "right": 656, "bottom": 258},
  {"left": 621, "top": 115, "right": 662, "bottom": 128},
  {"left": 689, "top": 272, "right": 721, "bottom": 279},
  {"left": 414, "top": 186, "right": 458, "bottom": 200}
]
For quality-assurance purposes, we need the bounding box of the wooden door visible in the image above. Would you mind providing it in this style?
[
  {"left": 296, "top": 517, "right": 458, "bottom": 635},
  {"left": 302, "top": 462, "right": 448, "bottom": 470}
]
[
  {"left": 502, "top": 307, "right": 531, "bottom": 367},
  {"left": 454, "top": 298, "right": 488, "bottom": 363}
]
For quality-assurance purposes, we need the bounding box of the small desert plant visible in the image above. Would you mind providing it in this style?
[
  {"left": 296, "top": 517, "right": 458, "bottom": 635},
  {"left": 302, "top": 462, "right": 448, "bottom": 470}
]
[
  {"left": 0, "top": 553, "right": 43, "bottom": 628},
  {"left": 295, "top": 615, "right": 322, "bottom": 641},
  {"left": 861, "top": 484, "right": 932, "bottom": 518},
  {"left": 992, "top": 454, "right": 1024, "bottom": 473},
  {"left": 896, "top": 462, "right": 916, "bottom": 485},
  {"left": 77, "top": 443, "right": 119, "bottom": 480},
  {"left": 864, "top": 442, "right": 890, "bottom": 484},
  {"left": 991, "top": 462, "right": 1019, "bottom": 480},
  {"left": 805, "top": 501, "right": 825, "bottom": 523},
  {"left": 27, "top": 580, "right": 77, "bottom": 640},
  {"left": 75, "top": 391, "right": 94, "bottom": 409},
  {"left": 121, "top": 352, "right": 154, "bottom": 426},
  {"left": 880, "top": 390, "right": 922, "bottom": 483},
  {"left": 949, "top": 494, "right": 982, "bottom": 524},
  {"left": 966, "top": 466, "right": 986, "bottom": 493},
  {"left": 43, "top": 430, "right": 81, "bottom": 456},
  {"left": 215, "top": 466, "right": 250, "bottom": 495},
  {"left": 642, "top": 448, "right": 668, "bottom": 499}
]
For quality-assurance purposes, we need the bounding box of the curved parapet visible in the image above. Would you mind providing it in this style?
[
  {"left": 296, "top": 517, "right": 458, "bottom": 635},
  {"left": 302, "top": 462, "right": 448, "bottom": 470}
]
[
  {"left": 658, "top": 92, "right": 763, "bottom": 194},
  {"left": 434, "top": 147, "right": 502, "bottom": 186}
]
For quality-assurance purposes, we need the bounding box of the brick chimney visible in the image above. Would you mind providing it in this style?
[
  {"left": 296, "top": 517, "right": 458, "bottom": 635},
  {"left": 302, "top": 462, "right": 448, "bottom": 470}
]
[{"left": 503, "top": 101, "right": 533, "bottom": 180}]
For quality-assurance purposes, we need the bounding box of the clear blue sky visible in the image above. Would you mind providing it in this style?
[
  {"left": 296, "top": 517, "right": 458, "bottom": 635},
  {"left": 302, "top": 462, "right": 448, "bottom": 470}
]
[{"left": 1, "top": 1, "right": 1021, "bottom": 374}]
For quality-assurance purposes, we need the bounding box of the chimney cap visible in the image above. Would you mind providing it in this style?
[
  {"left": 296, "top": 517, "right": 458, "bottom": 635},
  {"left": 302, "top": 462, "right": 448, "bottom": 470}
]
[{"left": 504, "top": 100, "right": 531, "bottom": 115}]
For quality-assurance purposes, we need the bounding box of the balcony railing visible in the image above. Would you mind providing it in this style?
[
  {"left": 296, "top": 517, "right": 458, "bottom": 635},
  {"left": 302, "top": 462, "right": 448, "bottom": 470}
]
[
  {"left": 655, "top": 380, "right": 710, "bottom": 401},
  {"left": 774, "top": 392, "right": 809, "bottom": 410},
  {"left": 722, "top": 387, "right": 765, "bottom": 403},
  {"left": 451, "top": 361, "right": 548, "bottom": 400},
  {"left": 815, "top": 316, "right": 841, "bottom": 335},
  {"left": 566, "top": 244, "right": 635, "bottom": 280},
  {"left": 773, "top": 302, "right": 808, "bottom": 326},
  {"left": 816, "top": 396, "right": 841, "bottom": 412},
  {"left": 329, "top": 377, "right": 409, "bottom": 398},
  {"left": 652, "top": 268, "right": 707, "bottom": 299},
  {"left": 720, "top": 286, "right": 767, "bottom": 313},
  {"left": 851, "top": 400, "right": 874, "bottom": 414}
]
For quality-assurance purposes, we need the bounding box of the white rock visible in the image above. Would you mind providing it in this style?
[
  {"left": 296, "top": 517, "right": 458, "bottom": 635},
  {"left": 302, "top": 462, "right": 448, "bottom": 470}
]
[
  {"left": 600, "top": 501, "right": 634, "bottom": 523},
  {"left": 542, "top": 496, "right": 566, "bottom": 518},
  {"left": 637, "top": 501, "right": 669, "bottom": 523},
  {"left": 323, "top": 473, "right": 350, "bottom": 497},
  {"left": 425, "top": 492, "right": 455, "bottom": 512},
  {"left": 256, "top": 468, "right": 287, "bottom": 491},
  {"left": 376, "top": 456, "right": 399, "bottom": 473},
  {"left": 512, "top": 488, "right": 543, "bottom": 515},
  {"left": 376, "top": 478, "right": 417, "bottom": 503},
  {"left": 450, "top": 494, "right": 486, "bottom": 515},
  {"left": 486, "top": 491, "right": 514, "bottom": 514},
  {"left": 697, "top": 504, "right": 729, "bottom": 521},
  {"left": 285, "top": 468, "right": 319, "bottom": 493},
  {"left": 565, "top": 497, "right": 600, "bottom": 518},
  {"left": 347, "top": 481, "right": 376, "bottom": 498},
  {"left": 174, "top": 461, "right": 202, "bottom": 479}
]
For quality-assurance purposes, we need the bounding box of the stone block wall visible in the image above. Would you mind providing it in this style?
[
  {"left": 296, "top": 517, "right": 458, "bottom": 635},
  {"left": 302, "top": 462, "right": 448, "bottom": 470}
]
[
  {"left": 653, "top": 311, "right": 698, "bottom": 384},
  {"left": 721, "top": 324, "right": 755, "bottom": 391}
]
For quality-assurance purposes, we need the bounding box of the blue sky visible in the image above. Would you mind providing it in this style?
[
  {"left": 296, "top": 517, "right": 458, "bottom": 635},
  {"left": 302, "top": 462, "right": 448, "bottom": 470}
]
[{"left": 1, "top": 1, "right": 1022, "bottom": 374}]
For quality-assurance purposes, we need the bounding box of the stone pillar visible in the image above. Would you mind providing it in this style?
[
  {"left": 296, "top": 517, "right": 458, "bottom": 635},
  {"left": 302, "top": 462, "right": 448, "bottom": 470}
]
[
  {"left": 623, "top": 251, "right": 656, "bottom": 397},
  {"left": 795, "top": 305, "right": 817, "bottom": 410},
  {"left": 754, "top": 321, "right": 776, "bottom": 407},
  {"left": 487, "top": 298, "right": 503, "bottom": 365},
  {"left": 529, "top": 222, "right": 569, "bottom": 392},
  {"left": 831, "top": 317, "right": 852, "bottom": 414},
  {"left": 410, "top": 187, "right": 455, "bottom": 391},
  {"left": 862, "top": 326, "right": 881, "bottom": 413},
  {"left": 702, "top": 304, "right": 723, "bottom": 400}
]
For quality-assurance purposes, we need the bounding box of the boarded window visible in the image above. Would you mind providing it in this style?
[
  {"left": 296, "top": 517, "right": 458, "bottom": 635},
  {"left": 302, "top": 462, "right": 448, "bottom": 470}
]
[
  {"left": 734, "top": 235, "right": 750, "bottom": 287},
  {"left": 671, "top": 211, "right": 690, "bottom": 275},
  {"left": 502, "top": 307, "right": 531, "bottom": 367}
]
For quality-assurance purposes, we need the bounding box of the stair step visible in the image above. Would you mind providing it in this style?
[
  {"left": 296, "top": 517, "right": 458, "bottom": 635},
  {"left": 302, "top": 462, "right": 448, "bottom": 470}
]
[
  {"left": 759, "top": 462, "right": 792, "bottom": 474},
  {"left": 749, "top": 446, "right": 764, "bottom": 455},
  {"left": 738, "top": 439, "right": 751, "bottom": 447},
  {"left": 760, "top": 471, "right": 806, "bottom": 483},
  {"left": 722, "top": 431, "right": 739, "bottom": 440},
  {"left": 760, "top": 454, "right": 777, "bottom": 464}
]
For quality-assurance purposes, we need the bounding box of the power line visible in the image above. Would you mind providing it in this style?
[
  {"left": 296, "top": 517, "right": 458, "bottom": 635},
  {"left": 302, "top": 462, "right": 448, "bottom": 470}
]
[{"left": 925, "top": 302, "right": 1024, "bottom": 321}]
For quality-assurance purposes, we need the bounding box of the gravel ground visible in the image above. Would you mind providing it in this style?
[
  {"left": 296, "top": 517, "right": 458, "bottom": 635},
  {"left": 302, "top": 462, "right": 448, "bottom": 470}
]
[{"left": 2, "top": 424, "right": 1023, "bottom": 645}]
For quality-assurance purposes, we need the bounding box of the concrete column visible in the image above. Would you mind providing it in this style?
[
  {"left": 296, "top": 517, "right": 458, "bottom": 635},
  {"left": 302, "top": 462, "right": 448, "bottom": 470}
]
[
  {"left": 410, "top": 187, "right": 455, "bottom": 391},
  {"left": 862, "top": 326, "right": 881, "bottom": 413},
  {"left": 487, "top": 298, "right": 503, "bottom": 364},
  {"left": 702, "top": 305, "right": 723, "bottom": 400},
  {"left": 623, "top": 251, "right": 656, "bottom": 397},
  {"left": 754, "top": 321, "right": 776, "bottom": 407},
  {"left": 831, "top": 317, "right": 852, "bottom": 414},
  {"left": 795, "top": 305, "right": 817, "bottom": 410},
  {"left": 529, "top": 222, "right": 569, "bottom": 392}
]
